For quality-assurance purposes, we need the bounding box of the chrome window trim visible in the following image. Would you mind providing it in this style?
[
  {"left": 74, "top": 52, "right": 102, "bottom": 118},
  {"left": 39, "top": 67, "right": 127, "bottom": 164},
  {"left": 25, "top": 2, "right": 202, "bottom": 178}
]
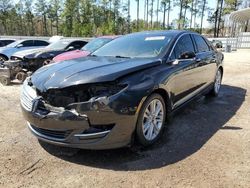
[{"left": 168, "top": 33, "right": 193, "bottom": 61}]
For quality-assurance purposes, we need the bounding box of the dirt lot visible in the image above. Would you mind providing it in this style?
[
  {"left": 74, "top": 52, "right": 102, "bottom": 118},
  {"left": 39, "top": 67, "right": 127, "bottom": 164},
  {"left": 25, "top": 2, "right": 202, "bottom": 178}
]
[{"left": 0, "top": 50, "right": 250, "bottom": 188}]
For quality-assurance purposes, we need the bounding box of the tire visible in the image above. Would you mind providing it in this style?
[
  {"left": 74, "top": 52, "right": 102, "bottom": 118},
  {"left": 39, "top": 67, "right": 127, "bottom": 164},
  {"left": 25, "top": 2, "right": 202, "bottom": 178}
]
[
  {"left": 207, "top": 69, "right": 222, "bottom": 97},
  {"left": 43, "top": 59, "right": 52, "bottom": 66},
  {"left": 136, "top": 93, "right": 166, "bottom": 146},
  {"left": 0, "top": 77, "right": 11, "bottom": 86},
  {"left": 16, "top": 72, "right": 27, "bottom": 83},
  {"left": 0, "top": 55, "right": 7, "bottom": 62}
]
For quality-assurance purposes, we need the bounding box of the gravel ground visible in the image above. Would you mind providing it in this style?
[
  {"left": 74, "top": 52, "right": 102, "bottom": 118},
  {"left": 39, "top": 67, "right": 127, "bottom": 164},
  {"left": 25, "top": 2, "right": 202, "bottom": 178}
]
[{"left": 0, "top": 50, "right": 250, "bottom": 188}]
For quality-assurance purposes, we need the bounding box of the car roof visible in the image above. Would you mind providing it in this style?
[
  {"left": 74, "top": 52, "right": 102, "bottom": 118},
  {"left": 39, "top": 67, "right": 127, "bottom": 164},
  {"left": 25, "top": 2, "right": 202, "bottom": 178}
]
[
  {"left": 0, "top": 38, "right": 16, "bottom": 41},
  {"left": 97, "top": 35, "right": 120, "bottom": 39},
  {"left": 15, "top": 39, "right": 48, "bottom": 42},
  {"left": 125, "top": 30, "right": 198, "bottom": 38},
  {"left": 60, "top": 38, "right": 88, "bottom": 42}
]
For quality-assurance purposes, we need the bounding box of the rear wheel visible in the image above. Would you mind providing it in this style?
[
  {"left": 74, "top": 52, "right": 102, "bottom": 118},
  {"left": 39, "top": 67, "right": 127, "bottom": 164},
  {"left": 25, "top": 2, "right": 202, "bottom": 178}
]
[
  {"left": 136, "top": 93, "right": 166, "bottom": 146},
  {"left": 16, "top": 72, "right": 27, "bottom": 83},
  {"left": 207, "top": 69, "right": 222, "bottom": 97}
]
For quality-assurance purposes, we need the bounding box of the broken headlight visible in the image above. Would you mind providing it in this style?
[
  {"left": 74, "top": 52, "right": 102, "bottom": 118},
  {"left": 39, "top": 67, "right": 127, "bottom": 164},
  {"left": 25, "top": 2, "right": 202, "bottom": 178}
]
[
  {"left": 88, "top": 83, "right": 127, "bottom": 98},
  {"left": 39, "top": 82, "right": 127, "bottom": 108}
]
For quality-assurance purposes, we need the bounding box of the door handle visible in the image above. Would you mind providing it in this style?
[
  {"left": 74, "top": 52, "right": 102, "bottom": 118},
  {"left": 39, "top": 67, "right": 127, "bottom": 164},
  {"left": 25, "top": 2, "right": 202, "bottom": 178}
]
[
  {"left": 195, "top": 58, "right": 201, "bottom": 62},
  {"left": 172, "top": 60, "right": 179, "bottom": 65}
]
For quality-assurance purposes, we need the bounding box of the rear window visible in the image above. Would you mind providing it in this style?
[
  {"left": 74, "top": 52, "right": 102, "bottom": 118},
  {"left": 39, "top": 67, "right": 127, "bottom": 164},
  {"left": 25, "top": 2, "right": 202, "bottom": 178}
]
[
  {"left": 82, "top": 38, "right": 112, "bottom": 53},
  {"left": 0, "top": 40, "right": 15, "bottom": 46},
  {"left": 34, "top": 40, "right": 49, "bottom": 46}
]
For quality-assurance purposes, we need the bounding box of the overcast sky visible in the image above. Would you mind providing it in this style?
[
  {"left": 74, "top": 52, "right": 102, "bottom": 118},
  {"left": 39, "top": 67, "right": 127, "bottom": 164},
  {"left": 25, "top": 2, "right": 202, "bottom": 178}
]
[{"left": 128, "top": 0, "right": 217, "bottom": 28}]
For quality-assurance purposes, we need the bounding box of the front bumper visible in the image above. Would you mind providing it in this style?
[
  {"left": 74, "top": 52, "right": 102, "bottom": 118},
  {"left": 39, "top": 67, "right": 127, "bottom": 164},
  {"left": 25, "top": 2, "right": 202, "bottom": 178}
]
[{"left": 21, "top": 81, "right": 139, "bottom": 150}]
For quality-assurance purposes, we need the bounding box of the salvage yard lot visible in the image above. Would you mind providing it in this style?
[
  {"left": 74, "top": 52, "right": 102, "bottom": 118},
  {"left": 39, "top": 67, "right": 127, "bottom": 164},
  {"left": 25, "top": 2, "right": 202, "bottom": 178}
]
[{"left": 0, "top": 50, "right": 250, "bottom": 188}]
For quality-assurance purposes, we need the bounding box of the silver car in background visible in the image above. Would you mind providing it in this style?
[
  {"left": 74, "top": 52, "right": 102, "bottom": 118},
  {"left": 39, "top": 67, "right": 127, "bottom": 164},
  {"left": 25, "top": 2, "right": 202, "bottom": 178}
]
[{"left": 0, "top": 40, "right": 49, "bottom": 62}]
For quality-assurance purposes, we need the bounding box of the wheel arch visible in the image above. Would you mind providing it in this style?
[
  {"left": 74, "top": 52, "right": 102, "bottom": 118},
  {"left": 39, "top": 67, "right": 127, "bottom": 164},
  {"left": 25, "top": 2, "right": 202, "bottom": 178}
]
[
  {"left": 148, "top": 88, "right": 173, "bottom": 120},
  {"left": 135, "top": 87, "right": 172, "bottom": 121},
  {"left": 218, "top": 66, "right": 223, "bottom": 77},
  {"left": 0, "top": 53, "right": 9, "bottom": 61}
]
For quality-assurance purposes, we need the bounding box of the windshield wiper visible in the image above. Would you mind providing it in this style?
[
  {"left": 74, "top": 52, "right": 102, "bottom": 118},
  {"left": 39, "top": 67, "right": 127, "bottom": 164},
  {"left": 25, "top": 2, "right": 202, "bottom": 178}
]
[{"left": 115, "top": 55, "right": 131, "bottom": 59}]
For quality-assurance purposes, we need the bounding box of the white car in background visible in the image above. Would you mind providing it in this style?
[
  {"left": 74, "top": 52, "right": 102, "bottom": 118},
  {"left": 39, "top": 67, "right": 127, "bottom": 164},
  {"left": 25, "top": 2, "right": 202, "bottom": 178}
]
[{"left": 0, "top": 39, "right": 49, "bottom": 62}]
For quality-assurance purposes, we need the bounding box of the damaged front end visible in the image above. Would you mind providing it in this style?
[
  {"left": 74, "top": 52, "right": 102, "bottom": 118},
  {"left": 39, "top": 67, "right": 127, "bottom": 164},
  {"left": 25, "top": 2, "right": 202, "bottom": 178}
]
[
  {"left": 21, "top": 78, "right": 139, "bottom": 149},
  {"left": 11, "top": 55, "right": 44, "bottom": 72},
  {"left": 0, "top": 60, "right": 31, "bottom": 85}
]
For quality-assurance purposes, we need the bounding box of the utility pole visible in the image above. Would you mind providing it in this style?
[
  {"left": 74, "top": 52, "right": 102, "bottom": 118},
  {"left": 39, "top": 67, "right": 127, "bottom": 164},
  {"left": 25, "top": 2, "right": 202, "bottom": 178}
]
[
  {"left": 128, "top": 0, "right": 131, "bottom": 33},
  {"left": 162, "top": 2, "right": 166, "bottom": 29},
  {"left": 217, "top": 0, "right": 224, "bottom": 37},
  {"left": 137, "top": 0, "right": 139, "bottom": 31}
]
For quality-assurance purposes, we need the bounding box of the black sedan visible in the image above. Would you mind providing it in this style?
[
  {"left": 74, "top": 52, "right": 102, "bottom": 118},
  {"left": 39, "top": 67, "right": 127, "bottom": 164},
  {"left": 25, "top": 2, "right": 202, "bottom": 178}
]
[
  {"left": 21, "top": 30, "right": 223, "bottom": 149},
  {"left": 11, "top": 39, "right": 88, "bottom": 71}
]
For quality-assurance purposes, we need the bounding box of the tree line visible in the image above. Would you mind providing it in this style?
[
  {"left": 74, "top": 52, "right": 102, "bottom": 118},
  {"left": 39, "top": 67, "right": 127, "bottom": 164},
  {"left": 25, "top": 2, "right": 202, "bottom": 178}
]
[{"left": 0, "top": 0, "right": 249, "bottom": 37}]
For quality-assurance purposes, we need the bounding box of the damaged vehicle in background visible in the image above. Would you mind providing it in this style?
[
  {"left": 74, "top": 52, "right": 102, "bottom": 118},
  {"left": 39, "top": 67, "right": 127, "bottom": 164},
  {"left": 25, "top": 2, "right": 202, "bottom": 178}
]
[
  {"left": 21, "top": 30, "right": 224, "bottom": 149},
  {"left": 0, "top": 39, "right": 50, "bottom": 85},
  {"left": 11, "top": 38, "right": 88, "bottom": 66},
  {"left": 0, "top": 39, "right": 88, "bottom": 85},
  {"left": 53, "top": 36, "right": 119, "bottom": 62}
]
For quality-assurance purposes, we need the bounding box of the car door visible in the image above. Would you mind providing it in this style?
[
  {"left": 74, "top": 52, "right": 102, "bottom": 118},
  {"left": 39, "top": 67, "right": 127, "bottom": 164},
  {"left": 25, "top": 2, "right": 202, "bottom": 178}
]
[
  {"left": 192, "top": 34, "right": 217, "bottom": 86},
  {"left": 168, "top": 34, "right": 203, "bottom": 108}
]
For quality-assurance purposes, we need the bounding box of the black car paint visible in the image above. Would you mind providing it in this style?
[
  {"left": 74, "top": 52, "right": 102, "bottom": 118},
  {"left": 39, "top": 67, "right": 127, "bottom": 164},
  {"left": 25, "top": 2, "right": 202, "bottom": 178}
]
[
  {"left": 31, "top": 56, "right": 162, "bottom": 92},
  {"left": 21, "top": 31, "right": 223, "bottom": 149}
]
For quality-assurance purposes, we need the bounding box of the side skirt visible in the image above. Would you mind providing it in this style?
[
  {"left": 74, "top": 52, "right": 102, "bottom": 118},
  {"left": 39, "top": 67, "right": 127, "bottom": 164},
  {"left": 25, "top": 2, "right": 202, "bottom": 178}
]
[{"left": 169, "top": 84, "right": 214, "bottom": 118}]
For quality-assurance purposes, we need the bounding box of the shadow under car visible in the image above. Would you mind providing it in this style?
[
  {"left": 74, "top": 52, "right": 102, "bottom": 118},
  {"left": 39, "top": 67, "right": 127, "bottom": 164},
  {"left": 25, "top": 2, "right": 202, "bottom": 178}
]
[{"left": 39, "top": 84, "right": 246, "bottom": 171}]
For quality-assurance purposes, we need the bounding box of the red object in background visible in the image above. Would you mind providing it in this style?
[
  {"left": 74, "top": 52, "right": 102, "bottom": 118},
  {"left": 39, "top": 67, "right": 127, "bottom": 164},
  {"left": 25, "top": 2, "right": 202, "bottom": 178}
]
[{"left": 53, "top": 36, "right": 119, "bottom": 63}]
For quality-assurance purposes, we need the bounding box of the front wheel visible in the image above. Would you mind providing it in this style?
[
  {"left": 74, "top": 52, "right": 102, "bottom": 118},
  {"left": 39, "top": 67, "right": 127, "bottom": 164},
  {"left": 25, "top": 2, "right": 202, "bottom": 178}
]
[
  {"left": 136, "top": 93, "right": 166, "bottom": 146},
  {"left": 0, "top": 77, "right": 11, "bottom": 86},
  {"left": 0, "top": 55, "right": 7, "bottom": 62},
  {"left": 207, "top": 69, "right": 222, "bottom": 97},
  {"left": 43, "top": 59, "right": 52, "bottom": 66}
]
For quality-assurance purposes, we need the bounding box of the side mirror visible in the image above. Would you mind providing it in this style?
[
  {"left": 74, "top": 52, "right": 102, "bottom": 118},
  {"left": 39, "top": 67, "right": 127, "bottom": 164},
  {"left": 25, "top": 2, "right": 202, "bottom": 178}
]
[
  {"left": 16, "top": 44, "right": 23, "bottom": 48},
  {"left": 178, "top": 51, "right": 196, "bottom": 59},
  {"left": 66, "top": 46, "right": 75, "bottom": 51}
]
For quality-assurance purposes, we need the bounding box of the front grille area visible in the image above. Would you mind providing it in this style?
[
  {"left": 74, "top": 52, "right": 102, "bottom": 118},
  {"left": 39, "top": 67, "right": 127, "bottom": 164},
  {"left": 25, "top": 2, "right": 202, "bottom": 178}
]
[
  {"left": 21, "top": 88, "right": 34, "bottom": 111},
  {"left": 31, "top": 125, "right": 72, "bottom": 139},
  {"left": 20, "top": 81, "right": 37, "bottom": 111}
]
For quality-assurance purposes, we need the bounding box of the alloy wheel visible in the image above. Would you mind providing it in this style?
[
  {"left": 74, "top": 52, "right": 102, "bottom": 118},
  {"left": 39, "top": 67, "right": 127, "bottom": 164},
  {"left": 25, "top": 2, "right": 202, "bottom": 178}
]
[
  {"left": 142, "top": 99, "right": 164, "bottom": 141},
  {"left": 214, "top": 70, "right": 222, "bottom": 94}
]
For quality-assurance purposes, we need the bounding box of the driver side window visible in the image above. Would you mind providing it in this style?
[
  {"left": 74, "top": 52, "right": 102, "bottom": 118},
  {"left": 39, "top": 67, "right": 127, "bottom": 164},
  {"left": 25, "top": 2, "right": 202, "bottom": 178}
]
[
  {"left": 21, "top": 40, "right": 34, "bottom": 47},
  {"left": 172, "top": 35, "right": 195, "bottom": 59}
]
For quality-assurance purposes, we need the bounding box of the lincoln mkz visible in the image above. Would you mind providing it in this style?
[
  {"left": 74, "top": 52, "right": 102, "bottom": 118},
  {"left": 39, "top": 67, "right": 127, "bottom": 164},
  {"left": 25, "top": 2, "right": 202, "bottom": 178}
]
[{"left": 21, "top": 30, "right": 224, "bottom": 149}]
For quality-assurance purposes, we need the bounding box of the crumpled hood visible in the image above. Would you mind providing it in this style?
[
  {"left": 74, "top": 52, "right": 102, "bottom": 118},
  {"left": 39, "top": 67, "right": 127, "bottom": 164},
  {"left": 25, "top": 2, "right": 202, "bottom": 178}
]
[
  {"left": 12, "top": 48, "right": 46, "bottom": 58},
  {"left": 31, "top": 56, "right": 161, "bottom": 92},
  {"left": 53, "top": 50, "right": 90, "bottom": 62}
]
